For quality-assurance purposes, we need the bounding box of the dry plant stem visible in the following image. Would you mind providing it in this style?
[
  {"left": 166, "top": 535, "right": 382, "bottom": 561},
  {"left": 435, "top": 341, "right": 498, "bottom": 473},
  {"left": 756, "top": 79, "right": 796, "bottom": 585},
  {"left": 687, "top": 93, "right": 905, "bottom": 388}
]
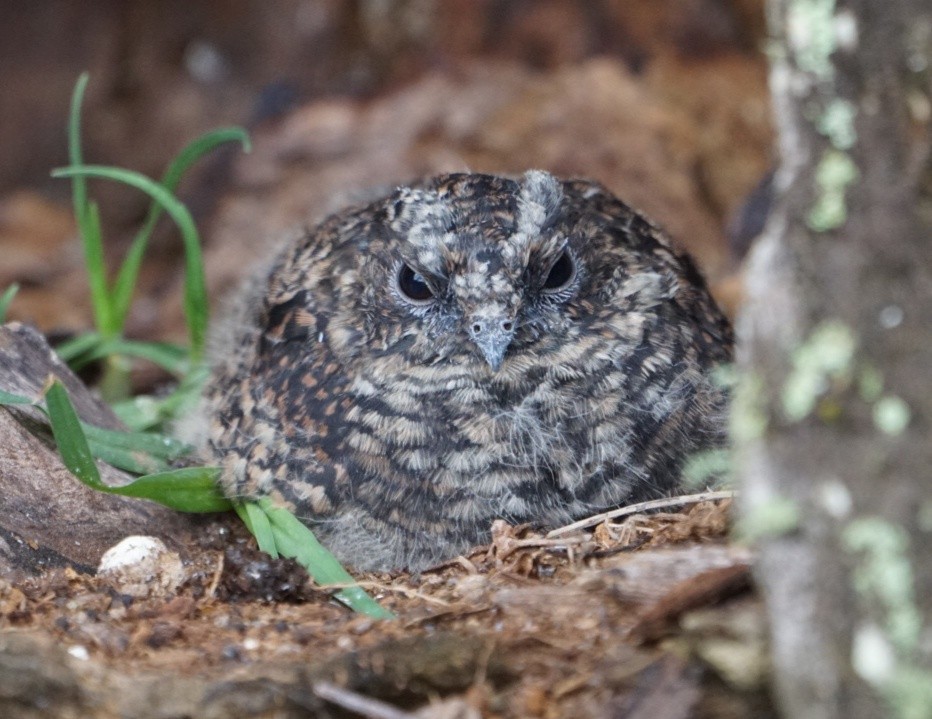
[
  {"left": 205, "top": 551, "right": 225, "bottom": 599},
  {"left": 545, "top": 490, "right": 736, "bottom": 537},
  {"left": 312, "top": 681, "right": 417, "bottom": 719},
  {"left": 349, "top": 582, "right": 453, "bottom": 607},
  {"left": 99, "top": 354, "right": 132, "bottom": 404},
  {"left": 452, "top": 556, "right": 480, "bottom": 574},
  {"left": 494, "top": 535, "right": 590, "bottom": 561}
]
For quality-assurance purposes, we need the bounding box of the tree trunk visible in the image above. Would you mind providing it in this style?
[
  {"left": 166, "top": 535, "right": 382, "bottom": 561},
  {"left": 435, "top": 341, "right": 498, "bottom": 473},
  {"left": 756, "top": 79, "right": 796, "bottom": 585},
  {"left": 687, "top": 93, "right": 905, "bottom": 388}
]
[{"left": 738, "top": 1, "right": 932, "bottom": 717}]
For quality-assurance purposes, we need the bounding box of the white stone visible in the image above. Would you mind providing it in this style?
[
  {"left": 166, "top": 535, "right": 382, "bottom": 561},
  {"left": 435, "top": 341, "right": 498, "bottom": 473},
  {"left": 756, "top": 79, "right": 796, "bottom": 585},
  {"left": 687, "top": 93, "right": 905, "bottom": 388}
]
[{"left": 97, "top": 536, "right": 184, "bottom": 599}]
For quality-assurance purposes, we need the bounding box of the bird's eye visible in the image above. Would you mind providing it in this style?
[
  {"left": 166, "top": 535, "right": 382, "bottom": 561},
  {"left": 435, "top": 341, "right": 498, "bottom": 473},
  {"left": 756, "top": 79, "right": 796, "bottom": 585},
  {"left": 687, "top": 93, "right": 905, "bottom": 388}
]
[
  {"left": 542, "top": 250, "right": 575, "bottom": 292},
  {"left": 397, "top": 263, "right": 434, "bottom": 303}
]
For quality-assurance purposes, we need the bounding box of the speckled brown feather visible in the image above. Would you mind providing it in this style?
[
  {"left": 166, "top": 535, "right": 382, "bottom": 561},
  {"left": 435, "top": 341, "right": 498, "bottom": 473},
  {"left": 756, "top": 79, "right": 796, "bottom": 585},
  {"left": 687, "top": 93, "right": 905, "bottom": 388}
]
[{"left": 196, "top": 172, "right": 733, "bottom": 570}]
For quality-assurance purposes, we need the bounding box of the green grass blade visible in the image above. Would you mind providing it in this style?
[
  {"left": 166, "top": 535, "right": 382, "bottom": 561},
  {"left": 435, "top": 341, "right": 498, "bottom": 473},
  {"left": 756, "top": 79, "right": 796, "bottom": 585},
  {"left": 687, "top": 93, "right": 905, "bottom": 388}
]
[
  {"left": 111, "top": 466, "right": 232, "bottom": 513},
  {"left": 83, "top": 201, "right": 115, "bottom": 334},
  {"left": 13, "top": 384, "right": 387, "bottom": 617},
  {"left": 259, "top": 499, "right": 347, "bottom": 584},
  {"left": 86, "top": 440, "right": 170, "bottom": 474},
  {"left": 164, "top": 128, "right": 251, "bottom": 190},
  {"left": 235, "top": 501, "right": 278, "bottom": 558},
  {"left": 44, "top": 380, "right": 103, "bottom": 487},
  {"left": 109, "top": 361, "right": 208, "bottom": 431},
  {"left": 110, "top": 232, "right": 150, "bottom": 333},
  {"left": 51, "top": 165, "right": 210, "bottom": 362},
  {"left": 110, "top": 395, "right": 166, "bottom": 432},
  {"left": 54, "top": 331, "right": 104, "bottom": 365},
  {"left": 85, "top": 420, "right": 191, "bottom": 474},
  {"left": 58, "top": 336, "right": 188, "bottom": 376},
  {"left": 104, "top": 340, "right": 189, "bottom": 375},
  {"left": 111, "top": 127, "right": 250, "bottom": 328},
  {"left": 67, "top": 74, "right": 90, "bottom": 229},
  {"left": 3, "top": 384, "right": 188, "bottom": 471},
  {"left": 258, "top": 498, "right": 394, "bottom": 619},
  {"left": 72, "top": 338, "right": 190, "bottom": 376},
  {"left": 0, "top": 388, "right": 34, "bottom": 405},
  {"left": 233, "top": 502, "right": 254, "bottom": 534},
  {"left": 82, "top": 423, "right": 191, "bottom": 462},
  {"left": 66, "top": 74, "right": 113, "bottom": 336},
  {"left": 43, "top": 379, "right": 230, "bottom": 512},
  {"left": 0, "top": 284, "right": 19, "bottom": 323},
  {"left": 98, "top": 354, "right": 132, "bottom": 403}
]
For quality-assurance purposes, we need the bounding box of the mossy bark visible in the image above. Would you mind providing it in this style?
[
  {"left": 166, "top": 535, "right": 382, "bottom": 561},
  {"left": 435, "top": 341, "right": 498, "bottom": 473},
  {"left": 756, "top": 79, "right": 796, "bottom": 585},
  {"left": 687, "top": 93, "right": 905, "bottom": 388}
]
[{"left": 738, "top": 1, "right": 932, "bottom": 717}]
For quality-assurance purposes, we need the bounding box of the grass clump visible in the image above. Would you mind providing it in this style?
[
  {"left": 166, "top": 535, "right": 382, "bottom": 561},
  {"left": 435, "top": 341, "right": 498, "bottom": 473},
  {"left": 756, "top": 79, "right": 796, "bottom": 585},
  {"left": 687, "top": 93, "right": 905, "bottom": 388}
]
[
  {"left": 53, "top": 72, "right": 250, "bottom": 416},
  {"left": 0, "top": 74, "right": 392, "bottom": 620}
]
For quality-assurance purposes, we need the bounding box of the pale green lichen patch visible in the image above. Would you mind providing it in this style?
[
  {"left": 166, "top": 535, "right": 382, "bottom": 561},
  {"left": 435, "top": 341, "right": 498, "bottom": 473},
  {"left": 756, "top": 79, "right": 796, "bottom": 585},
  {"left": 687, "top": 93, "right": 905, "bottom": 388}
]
[
  {"left": 711, "top": 362, "right": 738, "bottom": 391},
  {"left": 787, "top": 0, "right": 839, "bottom": 80},
  {"left": 775, "top": 322, "right": 909, "bottom": 434},
  {"left": 888, "top": 667, "right": 932, "bottom": 719},
  {"left": 844, "top": 517, "right": 932, "bottom": 718},
  {"left": 817, "top": 98, "right": 858, "bottom": 149},
  {"left": 735, "top": 495, "right": 801, "bottom": 541},
  {"left": 782, "top": 320, "right": 857, "bottom": 421},
  {"left": 785, "top": 1, "right": 861, "bottom": 230},
  {"left": 872, "top": 395, "right": 912, "bottom": 436},
  {"left": 843, "top": 517, "right": 920, "bottom": 653},
  {"left": 681, "top": 447, "right": 733, "bottom": 490},
  {"left": 808, "top": 148, "right": 859, "bottom": 230},
  {"left": 731, "top": 371, "right": 769, "bottom": 442}
]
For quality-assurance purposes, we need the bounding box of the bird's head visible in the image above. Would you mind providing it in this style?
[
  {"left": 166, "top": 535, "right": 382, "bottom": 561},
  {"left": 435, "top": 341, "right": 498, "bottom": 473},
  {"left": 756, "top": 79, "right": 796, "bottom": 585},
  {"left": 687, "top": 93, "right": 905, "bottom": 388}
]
[{"left": 370, "top": 171, "right": 584, "bottom": 371}]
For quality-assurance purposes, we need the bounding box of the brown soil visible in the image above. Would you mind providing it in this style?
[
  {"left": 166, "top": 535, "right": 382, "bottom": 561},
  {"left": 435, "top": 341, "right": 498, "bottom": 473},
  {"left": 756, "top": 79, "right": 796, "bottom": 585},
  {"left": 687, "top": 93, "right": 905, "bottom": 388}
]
[{"left": 1, "top": 499, "right": 775, "bottom": 718}]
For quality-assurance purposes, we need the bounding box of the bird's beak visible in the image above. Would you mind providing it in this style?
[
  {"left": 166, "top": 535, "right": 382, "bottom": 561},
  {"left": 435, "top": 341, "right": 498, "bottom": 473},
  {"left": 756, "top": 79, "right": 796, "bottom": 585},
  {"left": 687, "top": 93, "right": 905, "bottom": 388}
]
[{"left": 468, "top": 315, "right": 515, "bottom": 371}]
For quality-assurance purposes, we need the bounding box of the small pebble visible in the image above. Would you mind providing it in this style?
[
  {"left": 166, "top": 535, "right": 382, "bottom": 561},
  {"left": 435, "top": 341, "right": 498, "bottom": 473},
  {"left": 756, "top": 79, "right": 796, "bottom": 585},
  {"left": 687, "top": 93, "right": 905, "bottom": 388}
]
[{"left": 97, "top": 536, "right": 184, "bottom": 599}]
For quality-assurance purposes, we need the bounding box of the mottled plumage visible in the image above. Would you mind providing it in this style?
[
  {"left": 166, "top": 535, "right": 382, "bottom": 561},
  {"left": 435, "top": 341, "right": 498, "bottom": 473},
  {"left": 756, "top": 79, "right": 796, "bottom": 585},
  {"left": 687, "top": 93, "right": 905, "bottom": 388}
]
[{"left": 197, "top": 172, "right": 732, "bottom": 571}]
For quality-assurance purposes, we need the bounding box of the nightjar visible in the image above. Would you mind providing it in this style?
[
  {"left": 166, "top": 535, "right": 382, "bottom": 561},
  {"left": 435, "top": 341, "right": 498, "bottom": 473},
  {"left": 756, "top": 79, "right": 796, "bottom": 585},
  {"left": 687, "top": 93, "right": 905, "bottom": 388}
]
[{"left": 197, "top": 171, "right": 733, "bottom": 571}]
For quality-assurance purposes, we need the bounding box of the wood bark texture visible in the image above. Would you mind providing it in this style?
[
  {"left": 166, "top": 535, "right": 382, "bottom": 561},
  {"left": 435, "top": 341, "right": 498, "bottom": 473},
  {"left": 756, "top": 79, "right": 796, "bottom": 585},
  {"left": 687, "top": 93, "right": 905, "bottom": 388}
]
[
  {"left": 739, "top": 1, "right": 932, "bottom": 717},
  {"left": 0, "top": 322, "right": 201, "bottom": 574}
]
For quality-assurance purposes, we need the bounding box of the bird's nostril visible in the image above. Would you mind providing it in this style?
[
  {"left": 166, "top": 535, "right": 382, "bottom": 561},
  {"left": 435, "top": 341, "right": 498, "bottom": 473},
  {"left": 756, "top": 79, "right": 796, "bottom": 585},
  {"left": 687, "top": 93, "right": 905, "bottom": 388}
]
[
  {"left": 472, "top": 323, "right": 483, "bottom": 335},
  {"left": 501, "top": 321, "right": 513, "bottom": 332}
]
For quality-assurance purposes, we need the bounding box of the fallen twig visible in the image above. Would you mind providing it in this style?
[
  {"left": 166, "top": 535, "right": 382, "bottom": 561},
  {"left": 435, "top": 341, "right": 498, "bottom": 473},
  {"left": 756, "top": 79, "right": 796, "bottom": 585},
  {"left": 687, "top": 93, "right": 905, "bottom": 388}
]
[
  {"left": 312, "top": 681, "right": 416, "bottom": 719},
  {"left": 546, "top": 490, "right": 736, "bottom": 538}
]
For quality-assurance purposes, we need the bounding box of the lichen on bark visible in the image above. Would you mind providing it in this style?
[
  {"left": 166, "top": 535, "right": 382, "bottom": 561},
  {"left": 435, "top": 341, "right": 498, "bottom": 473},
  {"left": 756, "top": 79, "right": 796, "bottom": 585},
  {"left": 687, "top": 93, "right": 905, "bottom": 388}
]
[{"left": 738, "top": 1, "right": 932, "bottom": 717}]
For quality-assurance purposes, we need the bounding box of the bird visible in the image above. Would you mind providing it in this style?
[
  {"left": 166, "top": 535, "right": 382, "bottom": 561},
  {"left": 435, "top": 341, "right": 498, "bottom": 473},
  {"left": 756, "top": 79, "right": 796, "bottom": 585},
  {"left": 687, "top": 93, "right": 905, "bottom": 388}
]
[{"left": 195, "top": 171, "right": 733, "bottom": 572}]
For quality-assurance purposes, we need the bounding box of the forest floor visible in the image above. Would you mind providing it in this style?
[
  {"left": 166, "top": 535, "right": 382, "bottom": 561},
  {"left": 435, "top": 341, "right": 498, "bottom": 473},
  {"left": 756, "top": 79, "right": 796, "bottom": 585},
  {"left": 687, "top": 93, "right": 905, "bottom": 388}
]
[{"left": 1, "top": 497, "right": 774, "bottom": 718}]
